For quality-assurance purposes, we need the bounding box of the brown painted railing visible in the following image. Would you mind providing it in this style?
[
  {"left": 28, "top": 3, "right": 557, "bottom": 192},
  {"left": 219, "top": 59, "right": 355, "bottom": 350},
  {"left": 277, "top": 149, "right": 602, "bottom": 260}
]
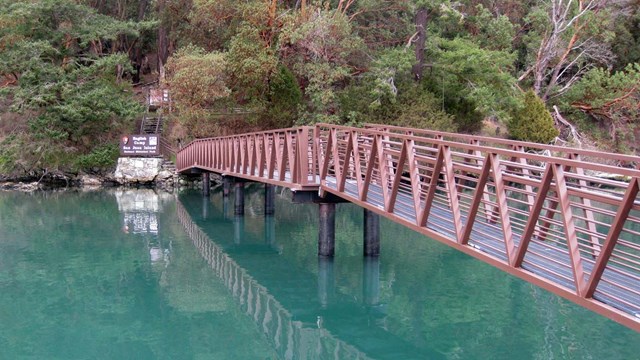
[
  {"left": 177, "top": 127, "right": 317, "bottom": 190},
  {"left": 177, "top": 123, "right": 640, "bottom": 332}
]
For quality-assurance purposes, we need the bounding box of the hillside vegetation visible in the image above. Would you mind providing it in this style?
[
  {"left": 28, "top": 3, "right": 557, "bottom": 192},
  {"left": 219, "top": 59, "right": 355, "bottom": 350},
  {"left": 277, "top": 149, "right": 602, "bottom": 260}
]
[{"left": 1, "top": 0, "right": 639, "bottom": 177}]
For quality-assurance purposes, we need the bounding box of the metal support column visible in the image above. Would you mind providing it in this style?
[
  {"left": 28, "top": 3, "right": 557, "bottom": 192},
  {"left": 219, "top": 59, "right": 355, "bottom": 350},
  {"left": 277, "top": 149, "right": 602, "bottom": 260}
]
[
  {"left": 318, "top": 203, "right": 336, "bottom": 257},
  {"left": 223, "top": 176, "right": 232, "bottom": 197},
  {"left": 202, "top": 196, "right": 209, "bottom": 219},
  {"left": 363, "top": 257, "right": 380, "bottom": 306},
  {"left": 202, "top": 173, "right": 210, "bottom": 197},
  {"left": 318, "top": 256, "right": 335, "bottom": 308},
  {"left": 234, "top": 215, "right": 244, "bottom": 245},
  {"left": 363, "top": 209, "right": 380, "bottom": 256},
  {"left": 265, "top": 215, "right": 276, "bottom": 246},
  {"left": 265, "top": 184, "right": 275, "bottom": 215},
  {"left": 234, "top": 182, "right": 244, "bottom": 216},
  {"left": 223, "top": 196, "right": 230, "bottom": 220}
]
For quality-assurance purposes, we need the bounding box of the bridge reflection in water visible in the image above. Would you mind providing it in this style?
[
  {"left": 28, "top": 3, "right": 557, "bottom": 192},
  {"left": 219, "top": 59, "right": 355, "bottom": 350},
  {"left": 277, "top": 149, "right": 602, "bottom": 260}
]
[{"left": 177, "top": 199, "right": 375, "bottom": 360}]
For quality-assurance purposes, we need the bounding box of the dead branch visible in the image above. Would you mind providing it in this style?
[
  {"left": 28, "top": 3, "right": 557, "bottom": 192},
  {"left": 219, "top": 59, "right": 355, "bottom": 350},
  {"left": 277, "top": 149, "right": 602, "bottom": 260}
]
[{"left": 553, "top": 105, "right": 583, "bottom": 146}]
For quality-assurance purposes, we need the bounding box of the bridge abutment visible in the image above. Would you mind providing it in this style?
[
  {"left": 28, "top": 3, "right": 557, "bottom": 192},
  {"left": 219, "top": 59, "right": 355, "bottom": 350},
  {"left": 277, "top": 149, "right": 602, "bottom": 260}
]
[
  {"left": 363, "top": 209, "right": 380, "bottom": 257},
  {"left": 318, "top": 203, "right": 336, "bottom": 257}
]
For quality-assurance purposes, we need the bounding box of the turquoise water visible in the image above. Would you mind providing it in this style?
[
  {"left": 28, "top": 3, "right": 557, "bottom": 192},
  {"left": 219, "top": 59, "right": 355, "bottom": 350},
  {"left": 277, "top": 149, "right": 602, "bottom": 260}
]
[{"left": 0, "top": 187, "right": 638, "bottom": 359}]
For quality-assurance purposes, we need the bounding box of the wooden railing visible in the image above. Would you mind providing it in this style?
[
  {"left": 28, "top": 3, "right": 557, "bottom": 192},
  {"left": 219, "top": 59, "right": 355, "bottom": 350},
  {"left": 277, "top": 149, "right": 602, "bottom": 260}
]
[{"left": 177, "top": 123, "right": 640, "bottom": 331}]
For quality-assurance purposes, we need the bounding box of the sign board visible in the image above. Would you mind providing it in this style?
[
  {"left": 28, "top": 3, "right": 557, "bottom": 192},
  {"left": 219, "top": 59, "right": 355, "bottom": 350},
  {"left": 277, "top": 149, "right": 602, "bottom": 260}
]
[{"left": 120, "top": 134, "right": 160, "bottom": 156}]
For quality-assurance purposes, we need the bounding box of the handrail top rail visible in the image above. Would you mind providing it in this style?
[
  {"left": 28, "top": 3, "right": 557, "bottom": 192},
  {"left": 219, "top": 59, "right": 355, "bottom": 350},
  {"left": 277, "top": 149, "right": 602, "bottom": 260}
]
[
  {"left": 178, "top": 126, "right": 314, "bottom": 150},
  {"left": 315, "top": 123, "right": 640, "bottom": 178},
  {"left": 362, "top": 123, "right": 640, "bottom": 165}
]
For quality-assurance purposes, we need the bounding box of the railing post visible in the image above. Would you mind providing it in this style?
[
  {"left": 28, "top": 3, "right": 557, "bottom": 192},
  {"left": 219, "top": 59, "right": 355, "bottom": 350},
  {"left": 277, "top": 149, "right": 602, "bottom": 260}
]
[{"left": 300, "top": 127, "right": 310, "bottom": 185}]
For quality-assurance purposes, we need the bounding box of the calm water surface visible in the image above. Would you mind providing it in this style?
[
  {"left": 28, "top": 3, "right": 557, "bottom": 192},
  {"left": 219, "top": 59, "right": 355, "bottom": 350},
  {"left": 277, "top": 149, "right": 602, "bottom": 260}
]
[{"left": 0, "top": 187, "right": 638, "bottom": 359}]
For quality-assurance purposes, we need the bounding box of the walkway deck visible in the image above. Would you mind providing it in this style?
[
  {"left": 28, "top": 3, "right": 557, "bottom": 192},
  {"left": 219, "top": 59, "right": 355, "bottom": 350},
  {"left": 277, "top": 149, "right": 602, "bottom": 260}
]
[{"left": 176, "top": 123, "right": 640, "bottom": 332}]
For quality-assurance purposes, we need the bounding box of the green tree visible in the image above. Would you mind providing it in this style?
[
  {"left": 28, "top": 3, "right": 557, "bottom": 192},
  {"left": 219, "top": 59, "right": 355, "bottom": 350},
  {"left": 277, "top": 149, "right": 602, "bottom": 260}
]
[
  {"left": 426, "top": 36, "right": 519, "bottom": 131},
  {"left": 0, "top": 0, "right": 141, "bottom": 173},
  {"left": 279, "top": 8, "right": 365, "bottom": 123},
  {"left": 508, "top": 90, "right": 559, "bottom": 143},
  {"left": 561, "top": 64, "right": 640, "bottom": 152},
  {"left": 164, "top": 46, "right": 231, "bottom": 140}
]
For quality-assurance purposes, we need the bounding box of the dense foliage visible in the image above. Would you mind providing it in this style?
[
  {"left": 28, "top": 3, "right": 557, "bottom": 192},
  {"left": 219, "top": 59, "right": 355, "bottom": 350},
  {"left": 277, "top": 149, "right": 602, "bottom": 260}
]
[
  {"left": 0, "top": 0, "right": 142, "bottom": 174},
  {"left": 1, "top": 0, "right": 639, "bottom": 176}
]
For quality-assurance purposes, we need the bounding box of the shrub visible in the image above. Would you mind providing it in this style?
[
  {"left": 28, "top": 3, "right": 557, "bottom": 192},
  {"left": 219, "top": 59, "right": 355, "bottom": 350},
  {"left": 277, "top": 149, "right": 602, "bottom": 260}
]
[
  {"left": 75, "top": 143, "right": 120, "bottom": 170},
  {"left": 508, "top": 91, "right": 559, "bottom": 143}
]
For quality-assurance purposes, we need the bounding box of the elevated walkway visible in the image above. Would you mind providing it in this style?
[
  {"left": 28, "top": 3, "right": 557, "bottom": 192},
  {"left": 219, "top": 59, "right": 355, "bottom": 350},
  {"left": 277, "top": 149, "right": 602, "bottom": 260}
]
[{"left": 176, "top": 124, "right": 640, "bottom": 332}]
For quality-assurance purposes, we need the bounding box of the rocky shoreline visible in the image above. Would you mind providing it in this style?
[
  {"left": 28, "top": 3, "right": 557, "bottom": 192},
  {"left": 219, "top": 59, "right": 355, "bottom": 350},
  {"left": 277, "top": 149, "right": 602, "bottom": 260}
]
[{"left": 0, "top": 157, "right": 208, "bottom": 192}]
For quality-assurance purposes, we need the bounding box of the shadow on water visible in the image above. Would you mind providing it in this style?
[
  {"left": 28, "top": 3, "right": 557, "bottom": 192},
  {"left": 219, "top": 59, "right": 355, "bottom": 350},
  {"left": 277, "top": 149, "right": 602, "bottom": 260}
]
[{"left": 178, "top": 186, "right": 443, "bottom": 360}]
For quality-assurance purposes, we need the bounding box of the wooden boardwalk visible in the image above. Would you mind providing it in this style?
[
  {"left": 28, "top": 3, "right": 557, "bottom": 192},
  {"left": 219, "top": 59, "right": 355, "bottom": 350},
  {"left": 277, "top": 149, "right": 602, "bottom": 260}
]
[{"left": 176, "top": 123, "right": 640, "bottom": 332}]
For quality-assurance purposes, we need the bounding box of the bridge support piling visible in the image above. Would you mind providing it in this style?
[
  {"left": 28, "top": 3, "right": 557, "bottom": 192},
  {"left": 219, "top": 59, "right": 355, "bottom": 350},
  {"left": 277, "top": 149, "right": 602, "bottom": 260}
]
[
  {"left": 318, "top": 256, "right": 335, "bottom": 308},
  {"left": 234, "top": 182, "right": 245, "bottom": 216},
  {"left": 265, "top": 184, "right": 275, "bottom": 215},
  {"left": 223, "top": 196, "right": 230, "bottom": 220},
  {"left": 318, "top": 203, "right": 336, "bottom": 257},
  {"left": 223, "top": 176, "right": 232, "bottom": 197},
  {"left": 363, "top": 209, "right": 380, "bottom": 257},
  {"left": 265, "top": 215, "right": 276, "bottom": 245},
  {"left": 234, "top": 215, "right": 244, "bottom": 244},
  {"left": 202, "top": 173, "right": 210, "bottom": 197},
  {"left": 202, "top": 196, "right": 210, "bottom": 219},
  {"left": 363, "top": 257, "right": 380, "bottom": 306}
]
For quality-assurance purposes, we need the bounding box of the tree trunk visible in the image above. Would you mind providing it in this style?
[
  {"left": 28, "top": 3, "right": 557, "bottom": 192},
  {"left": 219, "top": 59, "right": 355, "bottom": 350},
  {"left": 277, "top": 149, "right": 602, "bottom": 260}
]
[
  {"left": 157, "top": 0, "right": 169, "bottom": 81},
  {"left": 412, "top": 8, "right": 428, "bottom": 81},
  {"left": 133, "top": 0, "right": 149, "bottom": 83}
]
